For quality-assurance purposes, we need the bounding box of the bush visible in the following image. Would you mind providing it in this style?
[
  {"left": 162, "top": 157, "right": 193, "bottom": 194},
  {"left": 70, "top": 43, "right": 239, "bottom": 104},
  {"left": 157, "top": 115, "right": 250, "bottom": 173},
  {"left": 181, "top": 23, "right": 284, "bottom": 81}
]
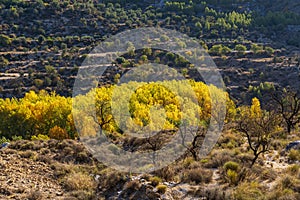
[
  {"left": 286, "top": 165, "right": 300, "bottom": 176},
  {"left": 153, "top": 166, "right": 175, "bottom": 181},
  {"left": 265, "top": 46, "right": 275, "bottom": 56},
  {"left": 49, "top": 126, "right": 69, "bottom": 140},
  {"left": 193, "top": 187, "right": 231, "bottom": 200},
  {"left": 20, "top": 141, "right": 35, "bottom": 150},
  {"left": 150, "top": 176, "right": 162, "bottom": 187},
  {"left": 19, "top": 150, "right": 36, "bottom": 159},
  {"left": 288, "top": 149, "right": 300, "bottom": 162},
  {"left": 11, "top": 135, "right": 22, "bottom": 141},
  {"left": 205, "top": 149, "right": 236, "bottom": 168},
  {"left": 124, "top": 180, "right": 140, "bottom": 191},
  {"left": 0, "top": 56, "right": 9, "bottom": 67},
  {"left": 26, "top": 190, "right": 43, "bottom": 200},
  {"left": 63, "top": 172, "right": 96, "bottom": 192},
  {"left": 0, "top": 136, "right": 10, "bottom": 144},
  {"left": 259, "top": 168, "right": 277, "bottom": 181},
  {"left": 69, "top": 190, "right": 95, "bottom": 200},
  {"left": 156, "top": 184, "right": 167, "bottom": 194},
  {"left": 233, "top": 182, "right": 264, "bottom": 200},
  {"left": 226, "top": 169, "right": 238, "bottom": 185},
  {"left": 33, "top": 79, "right": 44, "bottom": 88},
  {"left": 235, "top": 44, "right": 247, "bottom": 56},
  {"left": 31, "top": 134, "right": 50, "bottom": 141},
  {"left": 223, "top": 161, "right": 239, "bottom": 172},
  {"left": 182, "top": 168, "right": 212, "bottom": 184}
]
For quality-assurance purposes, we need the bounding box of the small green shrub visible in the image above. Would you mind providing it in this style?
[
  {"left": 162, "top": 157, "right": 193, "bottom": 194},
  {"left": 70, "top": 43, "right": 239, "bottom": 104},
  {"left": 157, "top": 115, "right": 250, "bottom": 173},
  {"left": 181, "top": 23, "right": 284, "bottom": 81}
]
[
  {"left": 0, "top": 136, "right": 10, "bottom": 144},
  {"left": 156, "top": 184, "right": 167, "bottom": 194},
  {"left": 288, "top": 149, "right": 300, "bottom": 161},
  {"left": 227, "top": 169, "right": 238, "bottom": 185},
  {"left": 12, "top": 135, "right": 22, "bottom": 141},
  {"left": 31, "top": 134, "right": 50, "bottom": 141},
  {"left": 150, "top": 176, "right": 162, "bottom": 187},
  {"left": 183, "top": 157, "right": 194, "bottom": 168},
  {"left": 223, "top": 161, "right": 239, "bottom": 172}
]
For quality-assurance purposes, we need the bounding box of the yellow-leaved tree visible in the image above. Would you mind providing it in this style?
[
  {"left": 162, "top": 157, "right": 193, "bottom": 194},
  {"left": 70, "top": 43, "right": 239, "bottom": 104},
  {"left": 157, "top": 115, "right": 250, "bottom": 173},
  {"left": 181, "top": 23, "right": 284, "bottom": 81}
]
[{"left": 236, "top": 97, "right": 280, "bottom": 167}]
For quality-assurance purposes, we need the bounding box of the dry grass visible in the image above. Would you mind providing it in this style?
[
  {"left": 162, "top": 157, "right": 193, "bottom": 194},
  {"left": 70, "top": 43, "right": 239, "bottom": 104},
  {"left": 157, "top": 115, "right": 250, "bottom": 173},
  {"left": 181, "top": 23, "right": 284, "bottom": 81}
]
[
  {"left": 182, "top": 168, "right": 213, "bottom": 184},
  {"left": 124, "top": 180, "right": 141, "bottom": 191},
  {"left": 19, "top": 150, "right": 37, "bottom": 159},
  {"left": 63, "top": 171, "right": 96, "bottom": 192},
  {"left": 233, "top": 182, "right": 265, "bottom": 200},
  {"left": 26, "top": 190, "right": 43, "bottom": 200}
]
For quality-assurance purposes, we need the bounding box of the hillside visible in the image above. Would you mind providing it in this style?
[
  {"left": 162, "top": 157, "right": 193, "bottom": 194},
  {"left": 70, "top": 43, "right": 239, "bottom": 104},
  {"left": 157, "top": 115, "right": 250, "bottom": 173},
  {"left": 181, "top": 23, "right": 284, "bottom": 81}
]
[
  {"left": 1, "top": 0, "right": 300, "bottom": 199},
  {"left": 1, "top": 136, "right": 299, "bottom": 200}
]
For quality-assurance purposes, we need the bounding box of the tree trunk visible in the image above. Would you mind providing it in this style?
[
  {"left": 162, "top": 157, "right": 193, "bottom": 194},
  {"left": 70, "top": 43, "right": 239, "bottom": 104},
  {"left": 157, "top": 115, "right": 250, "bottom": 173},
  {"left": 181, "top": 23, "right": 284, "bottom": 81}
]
[{"left": 250, "top": 154, "right": 259, "bottom": 168}]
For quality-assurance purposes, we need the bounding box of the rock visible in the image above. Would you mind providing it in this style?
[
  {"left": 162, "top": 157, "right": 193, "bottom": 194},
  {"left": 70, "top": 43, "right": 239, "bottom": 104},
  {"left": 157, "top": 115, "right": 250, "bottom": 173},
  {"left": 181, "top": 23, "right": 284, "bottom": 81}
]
[{"left": 285, "top": 140, "right": 300, "bottom": 151}]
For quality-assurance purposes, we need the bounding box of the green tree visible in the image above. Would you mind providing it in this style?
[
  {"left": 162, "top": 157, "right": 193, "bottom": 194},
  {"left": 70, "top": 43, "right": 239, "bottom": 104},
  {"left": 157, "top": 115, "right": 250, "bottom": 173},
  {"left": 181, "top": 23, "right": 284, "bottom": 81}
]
[{"left": 0, "top": 34, "right": 11, "bottom": 47}]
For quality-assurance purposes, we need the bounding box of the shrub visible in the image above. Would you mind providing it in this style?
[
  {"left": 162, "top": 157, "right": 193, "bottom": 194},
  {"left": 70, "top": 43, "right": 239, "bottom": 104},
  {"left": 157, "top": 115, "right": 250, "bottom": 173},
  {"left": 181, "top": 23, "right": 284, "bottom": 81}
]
[
  {"left": 40, "top": 148, "right": 50, "bottom": 155},
  {"left": 51, "top": 162, "right": 73, "bottom": 178},
  {"left": 37, "top": 155, "right": 52, "bottom": 164},
  {"left": 153, "top": 166, "right": 175, "bottom": 181},
  {"left": 222, "top": 161, "right": 246, "bottom": 185},
  {"left": 0, "top": 136, "right": 10, "bottom": 144},
  {"left": 69, "top": 190, "right": 95, "bottom": 200},
  {"left": 124, "top": 180, "right": 140, "bottom": 191},
  {"left": 75, "top": 151, "right": 92, "bottom": 164},
  {"left": 156, "top": 185, "right": 167, "bottom": 194},
  {"left": 235, "top": 44, "right": 247, "bottom": 56},
  {"left": 0, "top": 56, "right": 9, "bottom": 67},
  {"left": 19, "top": 150, "right": 36, "bottom": 159},
  {"left": 182, "top": 168, "right": 212, "bottom": 184},
  {"left": 150, "top": 176, "right": 162, "bottom": 186},
  {"left": 193, "top": 187, "right": 231, "bottom": 200},
  {"left": 183, "top": 157, "right": 195, "bottom": 168},
  {"left": 63, "top": 172, "right": 96, "bottom": 192},
  {"left": 99, "top": 170, "right": 127, "bottom": 191},
  {"left": 227, "top": 169, "right": 238, "bottom": 185},
  {"left": 288, "top": 149, "right": 300, "bottom": 162},
  {"left": 11, "top": 135, "right": 22, "bottom": 141},
  {"left": 49, "top": 126, "right": 69, "bottom": 140},
  {"left": 281, "top": 176, "right": 294, "bottom": 189},
  {"left": 223, "top": 161, "right": 239, "bottom": 172},
  {"left": 20, "top": 141, "right": 35, "bottom": 150},
  {"left": 286, "top": 165, "right": 300, "bottom": 176},
  {"left": 265, "top": 46, "right": 275, "bottom": 56},
  {"left": 233, "top": 182, "right": 264, "bottom": 200},
  {"left": 31, "top": 134, "right": 50, "bottom": 141},
  {"left": 205, "top": 149, "right": 236, "bottom": 168},
  {"left": 26, "top": 190, "right": 43, "bottom": 200},
  {"left": 33, "top": 78, "right": 44, "bottom": 88},
  {"left": 259, "top": 168, "right": 277, "bottom": 181},
  {"left": 272, "top": 175, "right": 300, "bottom": 198}
]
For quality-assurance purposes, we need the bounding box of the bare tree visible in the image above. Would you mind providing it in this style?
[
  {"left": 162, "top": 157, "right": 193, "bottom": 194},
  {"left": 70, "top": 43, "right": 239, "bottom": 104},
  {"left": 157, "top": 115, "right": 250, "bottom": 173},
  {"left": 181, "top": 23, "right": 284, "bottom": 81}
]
[
  {"left": 178, "top": 122, "right": 205, "bottom": 161},
  {"left": 236, "top": 104, "right": 280, "bottom": 167},
  {"left": 271, "top": 89, "right": 300, "bottom": 134}
]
